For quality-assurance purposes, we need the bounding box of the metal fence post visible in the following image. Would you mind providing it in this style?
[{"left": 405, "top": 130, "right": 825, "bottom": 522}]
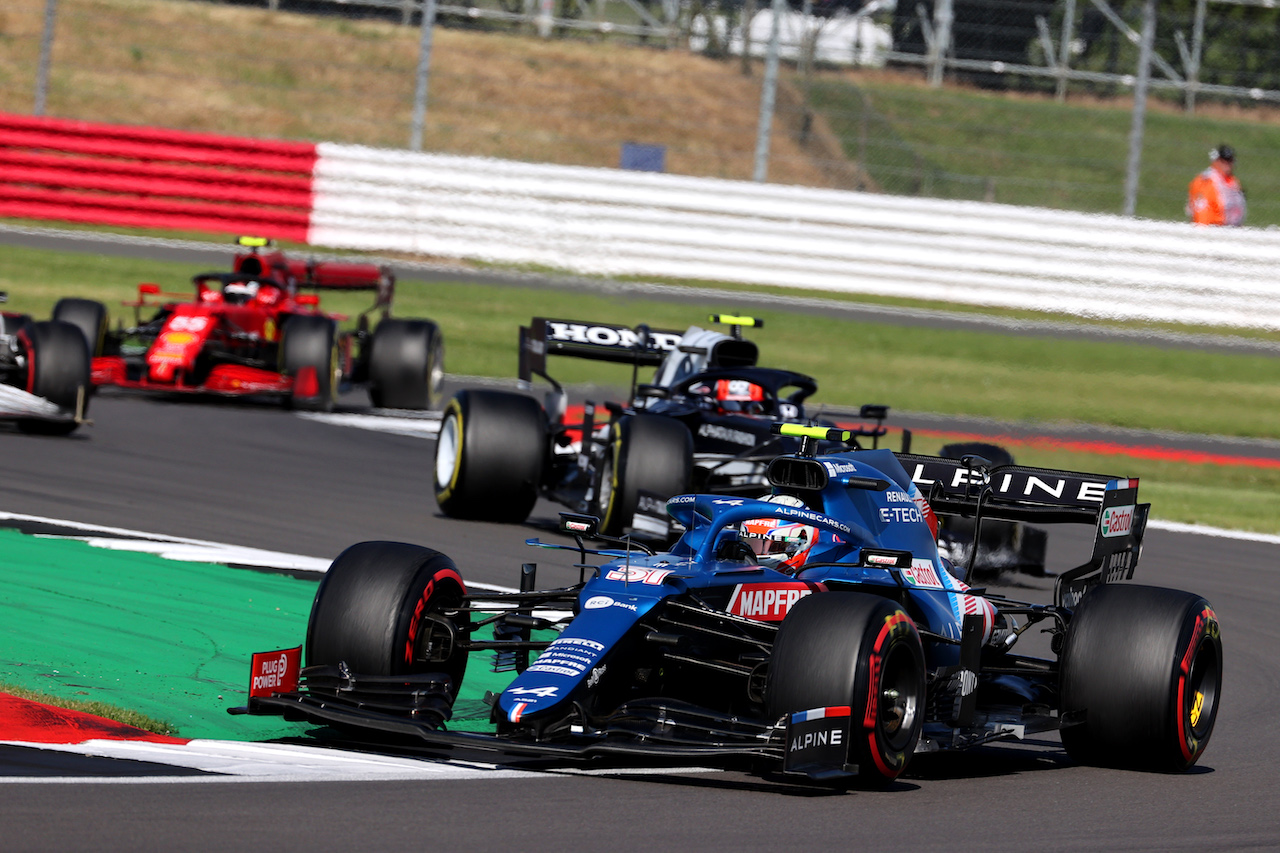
[
  {"left": 1187, "top": 0, "right": 1207, "bottom": 114},
  {"left": 927, "top": 0, "right": 953, "bottom": 87},
  {"left": 1122, "top": 0, "right": 1156, "bottom": 217},
  {"left": 752, "top": 0, "right": 784, "bottom": 182},
  {"left": 740, "top": 0, "right": 756, "bottom": 75},
  {"left": 34, "top": 0, "right": 58, "bottom": 116},
  {"left": 410, "top": 0, "right": 438, "bottom": 152},
  {"left": 1056, "top": 0, "right": 1076, "bottom": 101}
]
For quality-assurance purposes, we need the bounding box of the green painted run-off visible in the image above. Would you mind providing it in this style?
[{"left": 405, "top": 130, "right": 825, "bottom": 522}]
[{"left": 0, "top": 529, "right": 517, "bottom": 740}]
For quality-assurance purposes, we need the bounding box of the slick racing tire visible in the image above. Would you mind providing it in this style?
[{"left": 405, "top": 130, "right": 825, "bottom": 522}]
[
  {"left": 280, "top": 315, "right": 339, "bottom": 412},
  {"left": 593, "top": 414, "right": 692, "bottom": 539},
  {"left": 306, "top": 541, "right": 469, "bottom": 695},
  {"left": 368, "top": 318, "right": 444, "bottom": 411},
  {"left": 767, "top": 592, "right": 925, "bottom": 785},
  {"left": 16, "top": 320, "right": 90, "bottom": 436},
  {"left": 434, "top": 389, "right": 546, "bottom": 523},
  {"left": 52, "top": 297, "right": 109, "bottom": 359},
  {"left": 1059, "top": 583, "right": 1222, "bottom": 772}
]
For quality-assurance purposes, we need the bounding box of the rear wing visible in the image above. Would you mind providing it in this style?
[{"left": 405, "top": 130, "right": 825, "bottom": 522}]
[
  {"left": 231, "top": 238, "right": 394, "bottom": 310},
  {"left": 897, "top": 453, "right": 1148, "bottom": 607},
  {"left": 518, "top": 317, "right": 684, "bottom": 386}
]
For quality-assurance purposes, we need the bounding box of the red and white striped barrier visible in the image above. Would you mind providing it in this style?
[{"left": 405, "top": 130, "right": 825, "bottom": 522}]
[
  {"left": 6, "top": 111, "right": 1280, "bottom": 330},
  {"left": 0, "top": 112, "right": 315, "bottom": 242}
]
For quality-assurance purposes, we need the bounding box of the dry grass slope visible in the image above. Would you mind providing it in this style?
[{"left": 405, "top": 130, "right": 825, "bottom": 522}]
[{"left": 0, "top": 0, "right": 855, "bottom": 187}]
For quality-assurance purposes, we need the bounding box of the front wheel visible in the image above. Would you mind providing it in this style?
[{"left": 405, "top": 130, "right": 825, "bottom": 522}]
[
  {"left": 280, "top": 315, "right": 339, "bottom": 412},
  {"left": 767, "top": 592, "right": 925, "bottom": 785},
  {"left": 1060, "top": 583, "right": 1222, "bottom": 771},
  {"left": 593, "top": 414, "right": 692, "bottom": 538},
  {"left": 306, "top": 541, "right": 470, "bottom": 694}
]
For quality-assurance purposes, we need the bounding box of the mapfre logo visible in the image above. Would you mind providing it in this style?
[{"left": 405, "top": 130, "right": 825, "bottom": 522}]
[
  {"left": 726, "top": 583, "right": 821, "bottom": 622},
  {"left": 1100, "top": 504, "right": 1135, "bottom": 537}
]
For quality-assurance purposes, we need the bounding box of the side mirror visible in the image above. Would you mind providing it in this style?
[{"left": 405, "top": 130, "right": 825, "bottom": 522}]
[
  {"left": 296, "top": 294, "right": 320, "bottom": 307},
  {"left": 559, "top": 513, "right": 600, "bottom": 538},
  {"left": 138, "top": 283, "right": 160, "bottom": 295}
]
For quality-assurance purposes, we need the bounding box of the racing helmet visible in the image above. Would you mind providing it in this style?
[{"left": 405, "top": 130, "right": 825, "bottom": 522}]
[
  {"left": 739, "top": 494, "right": 818, "bottom": 572},
  {"left": 254, "top": 283, "right": 282, "bottom": 306},
  {"left": 224, "top": 280, "right": 260, "bottom": 305},
  {"left": 713, "top": 378, "right": 766, "bottom": 414}
]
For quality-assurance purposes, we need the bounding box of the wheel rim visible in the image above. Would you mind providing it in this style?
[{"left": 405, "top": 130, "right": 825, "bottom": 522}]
[
  {"left": 329, "top": 342, "right": 341, "bottom": 400},
  {"left": 597, "top": 453, "right": 615, "bottom": 520},
  {"left": 877, "top": 642, "right": 921, "bottom": 753},
  {"left": 1184, "top": 638, "right": 1220, "bottom": 741},
  {"left": 429, "top": 341, "right": 445, "bottom": 401},
  {"left": 435, "top": 411, "right": 461, "bottom": 491}
]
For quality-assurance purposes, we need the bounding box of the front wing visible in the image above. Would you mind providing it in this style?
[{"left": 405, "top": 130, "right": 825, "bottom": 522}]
[
  {"left": 92, "top": 357, "right": 295, "bottom": 396},
  {"left": 236, "top": 672, "right": 784, "bottom": 765}
]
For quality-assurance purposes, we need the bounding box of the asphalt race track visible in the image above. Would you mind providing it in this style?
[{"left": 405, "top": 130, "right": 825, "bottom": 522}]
[{"left": 1, "top": 391, "right": 1279, "bottom": 852}]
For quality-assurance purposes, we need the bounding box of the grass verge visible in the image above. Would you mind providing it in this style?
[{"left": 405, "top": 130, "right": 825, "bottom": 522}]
[
  {"left": 5, "top": 240, "right": 1280, "bottom": 532},
  {"left": 0, "top": 681, "right": 180, "bottom": 736}
]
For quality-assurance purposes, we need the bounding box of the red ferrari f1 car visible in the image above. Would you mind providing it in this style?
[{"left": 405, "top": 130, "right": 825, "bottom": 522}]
[{"left": 53, "top": 238, "right": 444, "bottom": 412}]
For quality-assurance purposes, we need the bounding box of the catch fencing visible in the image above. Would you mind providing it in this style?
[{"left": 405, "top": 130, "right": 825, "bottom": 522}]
[{"left": 5, "top": 111, "right": 1280, "bottom": 330}]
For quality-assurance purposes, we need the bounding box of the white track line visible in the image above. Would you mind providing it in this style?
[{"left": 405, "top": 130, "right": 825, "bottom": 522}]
[
  {"left": 0, "top": 739, "right": 539, "bottom": 783},
  {"left": 1146, "top": 519, "right": 1280, "bottom": 546},
  {"left": 296, "top": 410, "right": 441, "bottom": 437},
  {"left": 0, "top": 511, "right": 516, "bottom": 591}
]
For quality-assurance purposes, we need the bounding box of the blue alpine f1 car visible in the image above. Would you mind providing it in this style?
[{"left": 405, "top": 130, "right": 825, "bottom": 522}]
[{"left": 239, "top": 425, "right": 1222, "bottom": 783}]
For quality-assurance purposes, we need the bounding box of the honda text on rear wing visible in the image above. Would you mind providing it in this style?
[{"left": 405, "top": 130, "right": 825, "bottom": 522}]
[{"left": 518, "top": 317, "right": 684, "bottom": 389}]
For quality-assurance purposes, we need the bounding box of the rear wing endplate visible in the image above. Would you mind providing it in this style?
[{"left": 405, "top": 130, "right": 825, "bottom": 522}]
[
  {"left": 1055, "top": 479, "right": 1149, "bottom": 608},
  {"left": 518, "top": 317, "right": 684, "bottom": 385}
]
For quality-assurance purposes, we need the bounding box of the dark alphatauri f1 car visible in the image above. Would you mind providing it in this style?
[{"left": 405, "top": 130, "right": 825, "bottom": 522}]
[
  {"left": 434, "top": 315, "right": 898, "bottom": 538},
  {"left": 240, "top": 425, "right": 1222, "bottom": 783},
  {"left": 0, "top": 292, "right": 92, "bottom": 435},
  {"left": 54, "top": 237, "right": 444, "bottom": 412}
]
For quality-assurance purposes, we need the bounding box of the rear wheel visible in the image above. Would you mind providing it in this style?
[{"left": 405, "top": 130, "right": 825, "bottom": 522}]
[
  {"left": 767, "top": 592, "right": 925, "bottom": 785},
  {"left": 280, "top": 315, "right": 338, "bottom": 412},
  {"left": 16, "top": 321, "right": 90, "bottom": 436},
  {"left": 434, "top": 389, "right": 547, "bottom": 523},
  {"left": 305, "top": 541, "right": 469, "bottom": 709},
  {"left": 369, "top": 318, "right": 444, "bottom": 410},
  {"left": 1060, "top": 583, "right": 1222, "bottom": 771},
  {"left": 593, "top": 414, "right": 692, "bottom": 538},
  {"left": 52, "top": 297, "right": 108, "bottom": 358}
]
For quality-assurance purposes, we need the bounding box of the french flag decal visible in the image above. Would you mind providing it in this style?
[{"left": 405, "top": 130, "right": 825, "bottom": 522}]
[
  {"left": 790, "top": 705, "right": 851, "bottom": 724},
  {"left": 509, "top": 702, "right": 529, "bottom": 723}
]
